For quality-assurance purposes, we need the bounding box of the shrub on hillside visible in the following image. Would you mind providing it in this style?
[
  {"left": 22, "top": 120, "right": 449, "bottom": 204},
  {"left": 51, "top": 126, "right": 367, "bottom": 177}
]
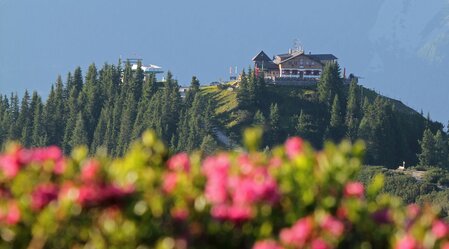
[{"left": 0, "top": 130, "right": 448, "bottom": 248}]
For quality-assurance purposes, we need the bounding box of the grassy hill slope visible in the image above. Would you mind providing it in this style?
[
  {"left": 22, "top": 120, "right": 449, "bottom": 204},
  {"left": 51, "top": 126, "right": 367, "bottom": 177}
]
[{"left": 201, "top": 82, "right": 424, "bottom": 131}]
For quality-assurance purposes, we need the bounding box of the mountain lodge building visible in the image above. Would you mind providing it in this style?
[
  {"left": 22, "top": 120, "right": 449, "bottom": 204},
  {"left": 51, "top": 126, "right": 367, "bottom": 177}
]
[{"left": 252, "top": 49, "right": 338, "bottom": 83}]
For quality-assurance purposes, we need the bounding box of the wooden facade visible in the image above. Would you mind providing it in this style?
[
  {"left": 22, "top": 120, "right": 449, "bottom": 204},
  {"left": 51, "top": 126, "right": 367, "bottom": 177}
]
[{"left": 253, "top": 50, "right": 337, "bottom": 82}]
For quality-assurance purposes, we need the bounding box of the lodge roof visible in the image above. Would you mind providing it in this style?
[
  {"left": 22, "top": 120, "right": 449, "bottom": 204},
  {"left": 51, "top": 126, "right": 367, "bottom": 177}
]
[
  {"left": 252, "top": 51, "right": 272, "bottom": 62},
  {"left": 308, "top": 54, "right": 338, "bottom": 62},
  {"left": 252, "top": 50, "right": 338, "bottom": 67}
]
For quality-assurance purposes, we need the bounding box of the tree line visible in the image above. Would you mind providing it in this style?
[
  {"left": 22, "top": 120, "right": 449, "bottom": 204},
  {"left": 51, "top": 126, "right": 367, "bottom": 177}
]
[{"left": 0, "top": 61, "right": 219, "bottom": 156}]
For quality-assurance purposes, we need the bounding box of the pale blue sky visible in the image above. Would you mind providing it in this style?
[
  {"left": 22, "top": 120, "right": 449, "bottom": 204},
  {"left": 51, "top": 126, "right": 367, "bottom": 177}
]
[{"left": 1, "top": 0, "right": 448, "bottom": 123}]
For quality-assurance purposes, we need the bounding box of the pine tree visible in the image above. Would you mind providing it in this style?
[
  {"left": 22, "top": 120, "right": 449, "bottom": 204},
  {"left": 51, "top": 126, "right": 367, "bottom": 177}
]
[
  {"left": 418, "top": 129, "right": 436, "bottom": 167},
  {"left": 82, "top": 64, "right": 101, "bottom": 142},
  {"left": 345, "top": 79, "right": 361, "bottom": 141},
  {"left": 70, "top": 112, "right": 88, "bottom": 148},
  {"left": 0, "top": 96, "right": 11, "bottom": 146},
  {"left": 296, "top": 110, "right": 319, "bottom": 147},
  {"left": 0, "top": 96, "right": 7, "bottom": 146},
  {"left": 434, "top": 130, "right": 448, "bottom": 168},
  {"left": 253, "top": 110, "right": 266, "bottom": 127},
  {"left": 91, "top": 106, "right": 110, "bottom": 152},
  {"left": 72, "top": 67, "right": 84, "bottom": 93},
  {"left": 132, "top": 74, "right": 158, "bottom": 140},
  {"left": 54, "top": 75, "right": 66, "bottom": 146},
  {"left": 62, "top": 87, "right": 79, "bottom": 152},
  {"left": 8, "top": 93, "right": 20, "bottom": 140},
  {"left": 116, "top": 93, "right": 136, "bottom": 155},
  {"left": 328, "top": 95, "right": 345, "bottom": 142},
  {"left": 237, "top": 70, "right": 250, "bottom": 108},
  {"left": 268, "top": 103, "right": 280, "bottom": 144},
  {"left": 31, "top": 95, "right": 47, "bottom": 147},
  {"left": 184, "top": 76, "right": 200, "bottom": 107},
  {"left": 131, "top": 60, "right": 145, "bottom": 104},
  {"left": 18, "top": 90, "right": 32, "bottom": 146},
  {"left": 317, "top": 62, "right": 343, "bottom": 107}
]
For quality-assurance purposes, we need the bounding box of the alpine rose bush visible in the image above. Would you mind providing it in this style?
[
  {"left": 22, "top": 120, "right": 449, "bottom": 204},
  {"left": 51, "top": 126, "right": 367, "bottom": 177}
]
[{"left": 0, "top": 130, "right": 448, "bottom": 249}]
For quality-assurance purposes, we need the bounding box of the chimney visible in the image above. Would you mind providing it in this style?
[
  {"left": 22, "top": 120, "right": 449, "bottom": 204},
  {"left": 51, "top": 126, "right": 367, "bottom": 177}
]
[{"left": 289, "top": 49, "right": 292, "bottom": 54}]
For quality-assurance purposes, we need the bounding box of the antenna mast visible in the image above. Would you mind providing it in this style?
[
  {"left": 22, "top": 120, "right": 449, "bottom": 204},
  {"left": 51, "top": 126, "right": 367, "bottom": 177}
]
[{"left": 293, "top": 38, "right": 304, "bottom": 53}]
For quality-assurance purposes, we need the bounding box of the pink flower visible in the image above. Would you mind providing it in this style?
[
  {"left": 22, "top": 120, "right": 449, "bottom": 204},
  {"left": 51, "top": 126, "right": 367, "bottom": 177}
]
[
  {"left": 238, "top": 154, "right": 254, "bottom": 175},
  {"left": 269, "top": 157, "right": 282, "bottom": 169},
  {"left": 311, "top": 239, "right": 330, "bottom": 249},
  {"left": 81, "top": 159, "right": 101, "bottom": 183},
  {"left": 205, "top": 179, "right": 228, "bottom": 204},
  {"left": 203, "top": 155, "right": 230, "bottom": 204},
  {"left": 211, "top": 204, "right": 229, "bottom": 220},
  {"left": 162, "top": 172, "right": 178, "bottom": 194},
  {"left": 442, "top": 242, "right": 449, "bottom": 249},
  {"left": 172, "top": 208, "right": 189, "bottom": 220},
  {"left": 281, "top": 217, "right": 313, "bottom": 246},
  {"left": 54, "top": 159, "right": 66, "bottom": 174},
  {"left": 6, "top": 201, "right": 21, "bottom": 225},
  {"left": 395, "top": 235, "right": 417, "bottom": 249},
  {"left": 279, "top": 228, "right": 294, "bottom": 245},
  {"left": 253, "top": 240, "right": 283, "bottom": 249},
  {"left": 321, "top": 215, "right": 344, "bottom": 237},
  {"left": 406, "top": 204, "right": 420, "bottom": 218},
  {"left": 291, "top": 217, "right": 313, "bottom": 242},
  {"left": 228, "top": 205, "right": 252, "bottom": 222},
  {"left": 202, "top": 154, "right": 230, "bottom": 176},
  {"left": 31, "top": 146, "right": 62, "bottom": 162},
  {"left": 343, "top": 182, "right": 364, "bottom": 198},
  {"left": 31, "top": 183, "right": 59, "bottom": 210},
  {"left": 285, "top": 137, "right": 303, "bottom": 158},
  {"left": 167, "top": 153, "right": 190, "bottom": 172},
  {"left": 232, "top": 178, "right": 258, "bottom": 205},
  {"left": 432, "top": 220, "right": 449, "bottom": 239},
  {"left": 0, "top": 155, "right": 20, "bottom": 178},
  {"left": 77, "top": 184, "right": 134, "bottom": 207}
]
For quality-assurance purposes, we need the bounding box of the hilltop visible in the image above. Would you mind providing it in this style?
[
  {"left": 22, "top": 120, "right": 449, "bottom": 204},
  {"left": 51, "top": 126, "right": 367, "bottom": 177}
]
[
  {"left": 200, "top": 77, "right": 437, "bottom": 169},
  {"left": 0, "top": 61, "right": 446, "bottom": 170}
]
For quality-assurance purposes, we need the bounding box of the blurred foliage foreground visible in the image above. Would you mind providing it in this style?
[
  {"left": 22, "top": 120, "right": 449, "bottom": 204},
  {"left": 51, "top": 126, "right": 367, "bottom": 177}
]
[{"left": 0, "top": 129, "right": 448, "bottom": 249}]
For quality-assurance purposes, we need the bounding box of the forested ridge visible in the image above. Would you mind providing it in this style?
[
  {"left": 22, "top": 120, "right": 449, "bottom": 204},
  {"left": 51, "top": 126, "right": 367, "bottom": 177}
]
[
  {"left": 0, "top": 60, "right": 447, "bottom": 169},
  {"left": 0, "top": 61, "right": 217, "bottom": 156}
]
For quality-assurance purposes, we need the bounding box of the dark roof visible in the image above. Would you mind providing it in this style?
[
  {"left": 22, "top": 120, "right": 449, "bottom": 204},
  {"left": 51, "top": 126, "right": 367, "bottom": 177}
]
[
  {"left": 252, "top": 51, "right": 272, "bottom": 62},
  {"left": 308, "top": 54, "right": 338, "bottom": 61}
]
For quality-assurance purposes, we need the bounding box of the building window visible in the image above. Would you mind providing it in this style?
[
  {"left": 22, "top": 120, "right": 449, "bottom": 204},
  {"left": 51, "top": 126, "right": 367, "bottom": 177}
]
[{"left": 300, "top": 59, "right": 304, "bottom": 65}]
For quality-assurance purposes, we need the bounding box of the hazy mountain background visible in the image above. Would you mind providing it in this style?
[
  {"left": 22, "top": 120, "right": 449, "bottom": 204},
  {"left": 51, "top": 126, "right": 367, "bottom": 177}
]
[{"left": 0, "top": 0, "right": 448, "bottom": 122}]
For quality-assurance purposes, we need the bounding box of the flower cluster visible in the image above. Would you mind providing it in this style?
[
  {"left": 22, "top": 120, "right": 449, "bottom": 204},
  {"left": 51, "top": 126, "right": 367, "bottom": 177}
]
[
  {"left": 75, "top": 159, "right": 134, "bottom": 207},
  {"left": 0, "top": 145, "right": 65, "bottom": 178},
  {"left": 203, "top": 153, "right": 280, "bottom": 222},
  {"left": 265, "top": 213, "right": 344, "bottom": 249},
  {"left": 393, "top": 204, "right": 449, "bottom": 249},
  {"left": 1, "top": 131, "right": 449, "bottom": 249},
  {"left": 162, "top": 152, "right": 191, "bottom": 194}
]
